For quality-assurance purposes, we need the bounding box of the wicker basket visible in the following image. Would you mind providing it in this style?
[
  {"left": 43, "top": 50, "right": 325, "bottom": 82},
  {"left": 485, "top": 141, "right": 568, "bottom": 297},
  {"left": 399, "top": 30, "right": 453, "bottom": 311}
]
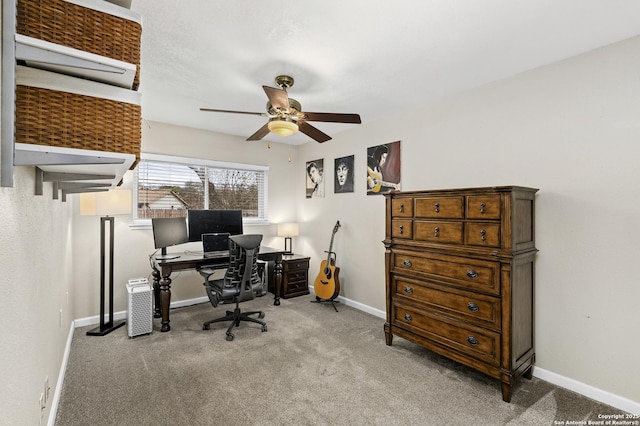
[
  {"left": 15, "top": 84, "right": 141, "bottom": 166},
  {"left": 16, "top": 0, "right": 141, "bottom": 90}
]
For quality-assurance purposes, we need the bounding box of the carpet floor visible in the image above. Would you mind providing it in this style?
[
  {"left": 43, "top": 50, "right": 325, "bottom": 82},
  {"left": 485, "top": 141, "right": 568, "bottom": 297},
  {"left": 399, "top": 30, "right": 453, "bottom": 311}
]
[{"left": 55, "top": 295, "right": 626, "bottom": 425}]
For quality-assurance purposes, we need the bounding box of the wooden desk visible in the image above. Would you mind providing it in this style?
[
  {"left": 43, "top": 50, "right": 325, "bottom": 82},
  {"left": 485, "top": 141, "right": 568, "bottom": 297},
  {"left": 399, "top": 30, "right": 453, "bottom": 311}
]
[{"left": 151, "top": 246, "right": 285, "bottom": 332}]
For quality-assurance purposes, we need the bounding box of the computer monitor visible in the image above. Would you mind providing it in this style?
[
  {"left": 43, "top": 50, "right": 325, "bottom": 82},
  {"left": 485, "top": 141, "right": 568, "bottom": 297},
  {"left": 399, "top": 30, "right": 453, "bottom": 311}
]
[
  {"left": 152, "top": 217, "right": 189, "bottom": 260},
  {"left": 187, "top": 210, "right": 243, "bottom": 242}
]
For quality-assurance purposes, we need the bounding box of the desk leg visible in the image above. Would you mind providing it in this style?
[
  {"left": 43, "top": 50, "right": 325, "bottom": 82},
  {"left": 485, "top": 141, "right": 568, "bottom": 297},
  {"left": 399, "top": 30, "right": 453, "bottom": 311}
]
[
  {"left": 160, "top": 274, "right": 172, "bottom": 332},
  {"left": 273, "top": 256, "right": 283, "bottom": 306},
  {"left": 152, "top": 268, "right": 161, "bottom": 318}
]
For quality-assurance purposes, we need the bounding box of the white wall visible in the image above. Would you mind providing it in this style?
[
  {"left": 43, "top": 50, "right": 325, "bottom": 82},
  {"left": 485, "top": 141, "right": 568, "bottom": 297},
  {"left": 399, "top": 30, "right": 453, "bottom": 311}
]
[
  {"left": 71, "top": 121, "right": 302, "bottom": 320},
  {"left": 297, "top": 36, "right": 640, "bottom": 405},
  {"left": 0, "top": 166, "right": 74, "bottom": 425}
]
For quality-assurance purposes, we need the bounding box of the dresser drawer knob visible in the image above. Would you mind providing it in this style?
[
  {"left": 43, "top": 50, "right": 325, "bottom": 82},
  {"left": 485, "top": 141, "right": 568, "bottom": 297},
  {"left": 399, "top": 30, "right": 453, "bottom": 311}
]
[
  {"left": 399, "top": 225, "right": 404, "bottom": 234},
  {"left": 404, "top": 313, "right": 413, "bottom": 322},
  {"left": 434, "top": 227, "right": 439, "bottom": 237},
  {"left": 480, "top": 229, "right": 486, "bottom": 241},
  {"left": 467, "top": 336, "right": 479, "bottom": 346},
  {"left": 466, "top": 269, "right": 479, "bottom": 279},
  {"left": 434, "top": 202, "right": 440, "bottom": 213},
  {"left": 480, "top": 202, "right": 486, "bottom": 213},
  {"left": 403, "top": 286, "right": 413, "bottom": 295},
  {"left": 467, "top": 302, "right": 479, "bottom": 312},
  {"left": 399, "top": 203, "right": 404, "bottom": 213},
  {"left": 403, "top": 259, "right": 412, "bottom": 268}
]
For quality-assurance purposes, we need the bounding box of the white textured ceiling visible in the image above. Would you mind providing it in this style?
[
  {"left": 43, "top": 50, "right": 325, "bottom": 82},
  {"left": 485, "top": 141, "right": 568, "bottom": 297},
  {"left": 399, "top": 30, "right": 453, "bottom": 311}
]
[{"left": 130, "top": 0, "right": 640, "bottom": 145}]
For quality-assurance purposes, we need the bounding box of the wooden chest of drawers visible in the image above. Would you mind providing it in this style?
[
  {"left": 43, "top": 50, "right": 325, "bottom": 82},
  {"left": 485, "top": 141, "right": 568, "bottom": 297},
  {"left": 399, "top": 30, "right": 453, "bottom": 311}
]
[{"left": 383, "top": 186, "right": 538, "bottom": 402}]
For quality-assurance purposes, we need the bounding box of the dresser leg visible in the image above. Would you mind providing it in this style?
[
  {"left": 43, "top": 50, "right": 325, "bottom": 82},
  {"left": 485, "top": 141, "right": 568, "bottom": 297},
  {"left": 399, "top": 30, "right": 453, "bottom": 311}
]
[
  {"left": 384, "top": 326, "right": 393, "bottom": 346},
  {"left": 501, "top": 382, "right": 512, "bottom": 402},
  {"left": 524, "top": 366, "right": 533, "bottom": 380}
]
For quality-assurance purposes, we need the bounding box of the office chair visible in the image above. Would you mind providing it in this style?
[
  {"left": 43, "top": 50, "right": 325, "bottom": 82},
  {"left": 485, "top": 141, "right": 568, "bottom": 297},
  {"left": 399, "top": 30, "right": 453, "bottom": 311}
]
[{"left": 199, "top": 234, "right": 267, "bottom": 341}]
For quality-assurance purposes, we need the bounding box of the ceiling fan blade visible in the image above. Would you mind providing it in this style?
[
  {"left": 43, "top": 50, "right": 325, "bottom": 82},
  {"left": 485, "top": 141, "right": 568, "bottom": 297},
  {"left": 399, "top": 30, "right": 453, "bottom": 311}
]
[
  {"left": 200, "top": 108, "right": 266, "bottom": 117},
  {"left": 303, "top": 112, "right": 362, "bottom": 124},
  {"left": 262, "top": 86, "right": 290, "bottom": 111},
  {"left": 247, "top": 123, "right": 271, "bottom": 141},
  {"left": 298, "top": 121, "right": 332, "bottom": 143}
]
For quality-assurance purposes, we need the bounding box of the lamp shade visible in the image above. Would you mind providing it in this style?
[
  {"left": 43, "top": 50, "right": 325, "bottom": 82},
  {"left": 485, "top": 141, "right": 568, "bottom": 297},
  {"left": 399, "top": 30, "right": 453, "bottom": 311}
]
[
  {"left": 277, "top": 222, "right": 299, "bottom": 237},
  {"left": 80, "top": 189, "right": 132, "bottom": 216}
]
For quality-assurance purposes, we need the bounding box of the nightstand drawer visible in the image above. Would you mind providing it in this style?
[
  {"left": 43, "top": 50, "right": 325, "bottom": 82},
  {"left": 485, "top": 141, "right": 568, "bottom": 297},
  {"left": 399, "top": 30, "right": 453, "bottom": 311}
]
[
  {"left": 285, "top": 259, "right": 309, "bottom": 273},
  {"left": 286, "top": 270, "right": 308, "bottom": 282}
]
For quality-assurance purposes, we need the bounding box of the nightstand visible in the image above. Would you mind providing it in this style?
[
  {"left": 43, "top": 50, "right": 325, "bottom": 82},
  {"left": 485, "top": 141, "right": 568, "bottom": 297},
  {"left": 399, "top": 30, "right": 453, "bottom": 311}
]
[{"left": 268, "top": 254, "right": 310, "bottom": 299}]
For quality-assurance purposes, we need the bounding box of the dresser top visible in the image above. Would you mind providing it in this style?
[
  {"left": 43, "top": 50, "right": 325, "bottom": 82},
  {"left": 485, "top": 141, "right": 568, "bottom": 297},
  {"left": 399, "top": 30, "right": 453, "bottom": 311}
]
[{"left": 384, "top": 186, "right": 538, "bottom": 197}]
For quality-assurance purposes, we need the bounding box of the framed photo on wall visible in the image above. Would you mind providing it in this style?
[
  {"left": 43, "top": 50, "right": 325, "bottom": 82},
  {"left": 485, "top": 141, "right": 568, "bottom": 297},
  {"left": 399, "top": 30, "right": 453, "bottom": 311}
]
[
  {"left": 306, "top": 159, "right": 324, "bottom": 198},
  {"left": 366, "top": 141, "right": 401, "bottom": 195},
  {"left": 334, "top": 155, "right": 354, "bottom": 193}
]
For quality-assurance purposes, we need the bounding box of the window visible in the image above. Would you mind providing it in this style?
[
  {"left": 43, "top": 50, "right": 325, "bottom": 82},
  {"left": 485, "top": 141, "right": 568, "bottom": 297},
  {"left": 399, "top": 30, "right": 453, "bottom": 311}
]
[{"left": 134, "top": 153, "right": 268, "bottom": 224}]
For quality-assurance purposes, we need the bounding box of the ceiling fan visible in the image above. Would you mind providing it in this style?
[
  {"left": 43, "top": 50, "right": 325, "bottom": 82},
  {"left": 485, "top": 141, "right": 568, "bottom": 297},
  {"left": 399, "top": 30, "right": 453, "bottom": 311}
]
[{"left": 200, "top": 75, "right": 361, "bottom": 143}]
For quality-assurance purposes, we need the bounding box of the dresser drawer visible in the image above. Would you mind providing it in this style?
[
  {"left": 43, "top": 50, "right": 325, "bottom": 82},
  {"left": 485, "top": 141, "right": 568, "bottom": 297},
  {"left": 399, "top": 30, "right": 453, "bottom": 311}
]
[
  {"left": 466, "top": 195, "right": 501, "bottom": 219},
  {"left": 393, "top": 276, "right": 501, "bottom": 329},
  {"left": 392, "top": 198, "right": 413, "bottom": 217},
  {"left": 393, "top": 303, "right": 500, "bottom": 366},
  {"left": 392, "top": 219, "right": 413, "bottom": 239},
  {"left": 392, "top": 250, "right": 500, "bottom": 295},
  {"left": 414, "top": 221, "right": 463, "bottom": 244},
  {"left": 415, "top": 196, "right": 464, "bottom": 219},
  {"left": 465, "top": 223, "right": 501, "bottom": 247}
]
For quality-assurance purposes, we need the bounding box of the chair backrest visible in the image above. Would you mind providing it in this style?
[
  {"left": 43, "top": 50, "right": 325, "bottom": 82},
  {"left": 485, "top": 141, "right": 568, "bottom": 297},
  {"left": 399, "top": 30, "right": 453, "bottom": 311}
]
[{"left": 223, "top": 234, "right": 263, "bottom": 302}]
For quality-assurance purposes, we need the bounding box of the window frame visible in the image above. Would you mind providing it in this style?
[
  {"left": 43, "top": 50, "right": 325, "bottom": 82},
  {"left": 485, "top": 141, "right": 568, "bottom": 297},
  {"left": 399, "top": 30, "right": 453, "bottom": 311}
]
[{"left": 132, "top": 152, "right": 269, "bottom": 228}]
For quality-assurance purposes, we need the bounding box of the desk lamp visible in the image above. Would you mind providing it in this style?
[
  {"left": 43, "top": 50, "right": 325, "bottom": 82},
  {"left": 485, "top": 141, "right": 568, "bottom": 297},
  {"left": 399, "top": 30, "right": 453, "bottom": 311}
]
[
  {"left": 80, "top": 189, "right": 132, "bottom": 336},
  {"left": 277, "top": 223, "right": 299, "bottom": 255}
]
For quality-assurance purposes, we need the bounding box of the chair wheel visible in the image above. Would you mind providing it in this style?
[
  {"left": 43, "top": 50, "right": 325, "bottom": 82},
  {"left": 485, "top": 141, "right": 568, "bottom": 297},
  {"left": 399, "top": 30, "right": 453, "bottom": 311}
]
[
  {"left": 261, "top": 324, "right": 268, "bottom": 332},
  {"left": 258, "top": 312, "right": 265, "bottom": 319},
  {"left": 203, "top": 324, "right": 210, "bottom": 330},
  {"left": 226, "top": 332, "right": 234, "bottom": 341}
]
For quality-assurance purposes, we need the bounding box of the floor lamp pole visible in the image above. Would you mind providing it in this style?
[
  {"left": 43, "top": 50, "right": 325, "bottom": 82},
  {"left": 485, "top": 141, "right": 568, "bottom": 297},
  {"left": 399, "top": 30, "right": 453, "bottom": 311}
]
[{"left": 87, "top": 216, "right": 125, "bottom": 336}]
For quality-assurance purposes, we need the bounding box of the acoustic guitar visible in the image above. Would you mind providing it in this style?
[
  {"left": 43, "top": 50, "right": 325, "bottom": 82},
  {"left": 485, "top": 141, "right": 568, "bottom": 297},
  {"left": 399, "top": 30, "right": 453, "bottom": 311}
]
[
  {"left": 314, "top": 221, "right": 341, "bottom": 301},
  {"left": 367, "top": 167, "right": 399, "bottom": 193}
]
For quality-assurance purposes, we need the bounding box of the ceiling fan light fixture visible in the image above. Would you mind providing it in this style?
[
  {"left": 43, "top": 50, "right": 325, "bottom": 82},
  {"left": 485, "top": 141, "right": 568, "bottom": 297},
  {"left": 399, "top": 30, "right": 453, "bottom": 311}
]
[{"left": 268, "top": 118, "right": 298, "bottom": 137}]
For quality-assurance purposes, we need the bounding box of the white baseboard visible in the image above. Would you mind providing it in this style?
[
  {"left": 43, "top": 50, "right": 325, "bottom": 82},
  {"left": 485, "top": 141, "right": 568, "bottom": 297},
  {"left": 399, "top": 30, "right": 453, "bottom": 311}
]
[
  {"left": 335, "top": 294, "right": 386, "bottom": 319},
  {"left": 533, "top": 367, "right": 639, "bottom": 415},
  {"left": 73, "top": 296, "right": 210, "bottom": 329},
  {"left": 47, "top": 321, "right": 75, "bottom": 426},
  {"left": 65, "top": 294, "right": 639, "bottom": 417}
]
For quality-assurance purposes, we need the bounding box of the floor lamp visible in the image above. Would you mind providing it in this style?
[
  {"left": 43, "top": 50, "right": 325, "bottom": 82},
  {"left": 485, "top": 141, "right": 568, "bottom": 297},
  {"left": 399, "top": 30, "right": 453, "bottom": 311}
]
[
  {"left": 80, "top": 189, "right": 132, "bottom": 336},
  {"left": 277, "top": 223, "right": 299, "bottom": 255}
]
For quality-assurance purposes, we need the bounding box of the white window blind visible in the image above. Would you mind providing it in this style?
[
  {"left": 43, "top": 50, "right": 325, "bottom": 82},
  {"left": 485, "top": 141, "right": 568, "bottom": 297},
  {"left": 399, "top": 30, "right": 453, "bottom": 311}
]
[{"left": 134, "top": 154, "right": 268, "bottom": 223}]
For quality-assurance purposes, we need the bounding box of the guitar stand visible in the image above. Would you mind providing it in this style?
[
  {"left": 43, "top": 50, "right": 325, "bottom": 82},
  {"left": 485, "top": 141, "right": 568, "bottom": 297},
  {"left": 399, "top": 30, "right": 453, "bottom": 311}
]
[{"left": 311, "top": 296, "right": 340, "bottom": 312}]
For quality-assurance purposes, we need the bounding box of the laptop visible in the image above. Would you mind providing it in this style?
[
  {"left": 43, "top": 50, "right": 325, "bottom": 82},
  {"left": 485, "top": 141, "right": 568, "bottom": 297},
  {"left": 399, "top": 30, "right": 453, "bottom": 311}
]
[{"left": 202, "top": 233, "right": 230, "bottom": 257}]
